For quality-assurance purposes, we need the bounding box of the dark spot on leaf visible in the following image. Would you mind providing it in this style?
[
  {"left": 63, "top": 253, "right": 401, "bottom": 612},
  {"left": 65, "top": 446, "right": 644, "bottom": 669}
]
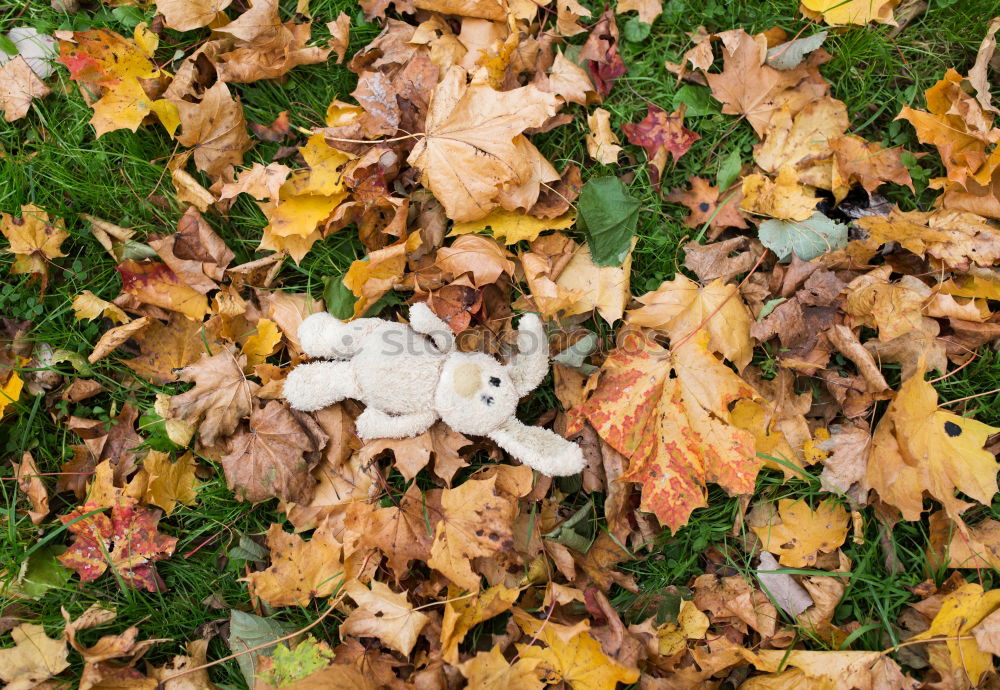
[
  {"left": 944, "top": 421, "right": 962, "bottom": 437},
  {"left": 698, "top": 202, "right": 710, "bottom": 212}
]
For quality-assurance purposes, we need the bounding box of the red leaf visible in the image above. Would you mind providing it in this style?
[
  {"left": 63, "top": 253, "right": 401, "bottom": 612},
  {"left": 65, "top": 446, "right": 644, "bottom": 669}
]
[{"left": 58, "top": 498, "right": 178, "bottom": 592}]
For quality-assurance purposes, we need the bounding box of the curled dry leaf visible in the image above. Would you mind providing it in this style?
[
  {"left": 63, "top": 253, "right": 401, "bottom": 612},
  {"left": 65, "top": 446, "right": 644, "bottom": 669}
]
[
  {"left": 1, "top": 204, "right": 67, "bottom": 294},
  {"left": 586, "top": 107, "right": 622, "bottom": 165},
  {"left": 0, "top": 56, "right": 51, "bottom": 122}
]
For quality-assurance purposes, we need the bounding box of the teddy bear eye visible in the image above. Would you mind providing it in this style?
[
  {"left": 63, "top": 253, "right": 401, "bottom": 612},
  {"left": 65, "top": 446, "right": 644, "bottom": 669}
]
[
  {"left": 481, "top": 395, "right": 494, "bottom": 406},
  {"left": 489, "top": 377, "right": 501, "bottom": 387}
]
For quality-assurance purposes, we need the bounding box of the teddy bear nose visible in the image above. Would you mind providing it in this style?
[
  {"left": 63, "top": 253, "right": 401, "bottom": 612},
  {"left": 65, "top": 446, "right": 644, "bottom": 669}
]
[
  {"left": 481, "top": 395, "right": 494, "bottom": 406},
  {"left": 489, "top": 377, "right": 501, "bottom": 387}
]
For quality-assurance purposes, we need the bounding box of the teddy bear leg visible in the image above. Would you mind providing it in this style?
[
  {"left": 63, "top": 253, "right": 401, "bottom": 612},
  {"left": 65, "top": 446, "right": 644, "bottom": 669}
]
[
  {"left": 283, "top": 361, "right": 360, "bottom": 411},
  {"left": 356, "top": 408, "right": 438, "bottom": 440},
  {"left": 298, "top": 312, "right": 359, "bottom": 360}
]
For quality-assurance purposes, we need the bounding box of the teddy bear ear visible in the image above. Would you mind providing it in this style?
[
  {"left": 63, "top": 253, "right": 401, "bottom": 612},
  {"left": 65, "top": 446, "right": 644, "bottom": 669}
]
[
  {"left": 452, "top": 363, "right": 481, "bottom": 398},
  {"left": 488, "top": 418, "right": 584, "bottom": 477},
  {"left": 508, "top": 313, "right": 548, "bottom": 396}
]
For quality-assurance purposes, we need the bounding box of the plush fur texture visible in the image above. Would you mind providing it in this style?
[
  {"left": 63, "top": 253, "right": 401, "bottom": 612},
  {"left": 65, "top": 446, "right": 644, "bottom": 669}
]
[{"left": 284, "top": 303, "right": 584, "bottom": 477}]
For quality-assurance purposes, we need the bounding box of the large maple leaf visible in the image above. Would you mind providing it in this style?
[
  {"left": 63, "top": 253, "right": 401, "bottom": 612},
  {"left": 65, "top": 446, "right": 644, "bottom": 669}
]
[
  {"left": 58, "top": 498, "right": 177, "bottom": 592},
  {"left": 407, "top": 65, "right": 560, "bottom": 222},
  {"left": 573, "top": 331, "right": 759, "bottom": 531}
]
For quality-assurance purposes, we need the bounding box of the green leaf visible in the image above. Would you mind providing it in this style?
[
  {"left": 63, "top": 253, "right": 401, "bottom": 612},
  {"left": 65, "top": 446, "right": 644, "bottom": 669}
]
[
  {"left": 229, "top": 534, "right": 268, "bottom": 564},
  {"left": 757, "top": 297, "right": 788, "bottom": 321},
  {"left": 0, "top": 35, "right": 18, "bottom": 57},
  {"left": 552, "top": 332, "right": 599, "bottom": 374},
  {"left": 577, "top": 176, "right": 641, "bottom": 267},
  {"left": 716, "top": 148, "right": 743, "bottom": 191},
  {"left": 758, "top": 212, "right": 847, "bottom": 263},
  {"left": 672, "top": 85, "right": 719, "bottom": 117},
  {"left": 623, "top": 18, "right": 652, "bottom": 42},
  {"left": 19, "top": 546, "right": 71, "bottom": 598},
  {"left": 110, "top": 6, "right": 146, "bottom": 29},
  {"left": 322, "top": 276, "right": 355, "bottom": 320},
  {"left": 229, "top": 610, "right": 295, "bottom": 689},
  {"left": 257, "top": 636, "right": 335, "bottom": 687}
]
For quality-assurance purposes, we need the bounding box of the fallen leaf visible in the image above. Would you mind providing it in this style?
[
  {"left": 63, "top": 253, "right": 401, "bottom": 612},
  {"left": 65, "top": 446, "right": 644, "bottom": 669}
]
[
  {"left": 436, "top": 234, "right": 515, "bottom": 288},
  {"left": 515, "top": 609, "right": 640, "bottom": 689},
  {"left": 758, "top": 212, "right": 847, "bottom": 262},
  {"left": 574, "top": 332, "right": 759, "bottom": 531},
  {"left": 428, "top": 476, "right": 516, "bottom": 591},
  {"left": 441, "top": 583, "right": 521, "bottom": 663},
  {"left": 243, "top": 521, "right": 348, "bottom": 607},
  {"left": 551, "top": 238, "right": 634, "bottom": 324},
  {"left": 452, "top": 210, "right": 575, "bottom": 245},
  {"left": 132, "top": 451, "right": 199, "bottom": 516},
  {"left": 969, "top": 17, "right": 1000, "bottom": 115},
  {"left": 622, "top": 104, "right": 700, "bottom": 185},
  {"left": 1, "top": 204, "right": 67, "bottom": 293},
  {"left": 866, "top": 365, "right": 999, "bottom": 529},
  {"left": 754, "top": 97, "right": 848, "bottom": 191},
  {"left": 172, "top": 81, "right": 252, "bottom": 178},
  {"left": 656, "top": 599, "right": 710, "bottom": 655},
  {"left": 0, "top": 56, "right": 50, "bottom": 122},
  {"left": 88, "top": 316, "right": 150, "bottom": 364},
  {"left": 241, "top": 318, "right": 283, "bottom": 369},
  {"left": 342, "top": 580, "right": 430, "bottom": 656},
  {"left": 122, "top": 314, "right": 220, "bottom": 383},
  {"left": 856, "top": 207, "right": 1000, "bottom": 270},
  {"left": 116, "top": 260, "right": 210, "bottom": 321},
  {"left": 742, "top": 649, "right": 915, "bottom": 689},
  {"left": 167, "top": 351, "right": 261, "bottom": 446},
  {"left": 910, "top": 583, "right": 1000, "bottom": 687},
  {"left": 585, "top": 107, "right": 622, "bottom": 165},
  {"left": 13, "top": 451, "right": 49, "bottom": 525},
  {"left": 58, "top": 497, "right": 178, "bottom": 592},
  {"left": 741, "top": 168, "right": 820, "bottom": 221},
  {"left": 155, "top": 0, "right": 232, "bottom": 31},
  {"left": 221, "top": 400, "right": 325, "bottom": 504},
  {"left": 756, "top": 550, "right": 814, "bottom": 618},
  {"left": 692, "top": 572, "right": 778, "bottom": 638},
  {"left": 667, "top": 177, "right": 749, "bottom": 236},
  {"left": 407, "top": 65, "right": 560, "bottom": 222},
  {"left": 801, "top": 0, "right": 899, "bottom": 25},
  {"left": 628, "top": 274, "right": 754, "bottom": 370},
  {"left": 577, "top": 176, "right": 641, "bottom": 266},
  {"left": 750, "top": 498, "right": 849, "bottom": 567},
  {"left": 0, "top": 623, "right": 70, "bottom": 690},
  {"left": 830, "top": 134, "right": 914, "bottom": 198},
  {"left": 616, "top": 0, "right": 663, "bottom": 24},
  {"left": 459, "top": 645, "right": 544, "bottom": 689},
  {"left": 73, "top": 290, "right": 130, "bottom": 324}
]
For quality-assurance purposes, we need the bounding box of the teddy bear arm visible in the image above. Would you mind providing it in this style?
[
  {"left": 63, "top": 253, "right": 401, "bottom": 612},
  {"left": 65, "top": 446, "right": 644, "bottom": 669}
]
[
  {"left": 283, "top": 360, "right": 360, "bottom": 412},
  {"left": 356, "top": 407, "right": 438, "bottom": 440},
  {"left": 408, "top": 302, "right": 455, "bottom": 353},
  {"left": 299, "top": 312, "right": 358, "bottom": 360}
]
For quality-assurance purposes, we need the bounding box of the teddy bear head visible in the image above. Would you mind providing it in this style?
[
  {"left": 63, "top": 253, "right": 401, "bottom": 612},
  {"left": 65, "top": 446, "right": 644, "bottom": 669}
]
[{"left": 435, "top": 352, "right": 522, "bottom": 436}]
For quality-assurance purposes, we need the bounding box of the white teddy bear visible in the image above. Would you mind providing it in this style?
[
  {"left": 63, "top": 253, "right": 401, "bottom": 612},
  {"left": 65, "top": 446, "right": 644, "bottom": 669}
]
[{"left": 283, "top": 303, "right": 585, "bottom": 477}]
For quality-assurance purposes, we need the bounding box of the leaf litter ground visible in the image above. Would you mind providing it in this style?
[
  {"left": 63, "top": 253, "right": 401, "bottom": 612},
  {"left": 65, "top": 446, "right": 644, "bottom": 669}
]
[{"left": 4, "top": 0, "right": 1000, "bottom": 688}]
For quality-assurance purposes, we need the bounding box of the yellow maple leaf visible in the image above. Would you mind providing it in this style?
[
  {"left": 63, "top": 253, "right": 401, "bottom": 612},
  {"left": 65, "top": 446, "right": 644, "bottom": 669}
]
[
  {"left": 459, "top": 646, "right": 544, "bottom": 690},
  {"left": 750, "top": 498, "right": 849, "bottom": 567},
  {"left": 0, "top": 623, "right": 70, "bottom": 690},
  {"left": 801, "top": 0, "right": 899, "bottom": 25},
  {"left": 72, "top": 290, "right": 130, "bottom": 324},
  {"left": 1, "top": 204, "right": 68, "bottom": 292},
  {"left": 241, "top": 318, "right": 283, "bottom": 369},
  {"left": 514, "top": 610, "right": 639, "bottom": 690},
  {"left": 911, "top": 583, "right": 1000, "bottom": 686},
  {"left": 131, "top": 450, "right": 200, "bottom": 516},
  {"left": 740, "top": 167, "right": 820, "bottom": 222},
  {"left": 441, "top": 583, "right": 521, "bottom": 664},
  {"left": 627, "top": 274, "right": 754, "bottom": 370},
  {"left": 0, "top": 371, "right": 24, "bottom": 419},
  {"left": 452, "top": 210, "right": 575, "bottom": 245},
  {"left": 657, "top": 600, "right": 710, "bottom": 656},
  {"left": 243, "top": 521, "right": 347, "bottom": 608},
  {"left": 867, "top": 367, "right": 999, "bottom": 528}
]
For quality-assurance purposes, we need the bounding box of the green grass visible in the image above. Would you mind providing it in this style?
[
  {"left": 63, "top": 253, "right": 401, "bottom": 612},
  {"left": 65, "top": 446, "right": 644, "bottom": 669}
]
[{"left": 2, "top": 0, "right": 1000, "bottom": 684}]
